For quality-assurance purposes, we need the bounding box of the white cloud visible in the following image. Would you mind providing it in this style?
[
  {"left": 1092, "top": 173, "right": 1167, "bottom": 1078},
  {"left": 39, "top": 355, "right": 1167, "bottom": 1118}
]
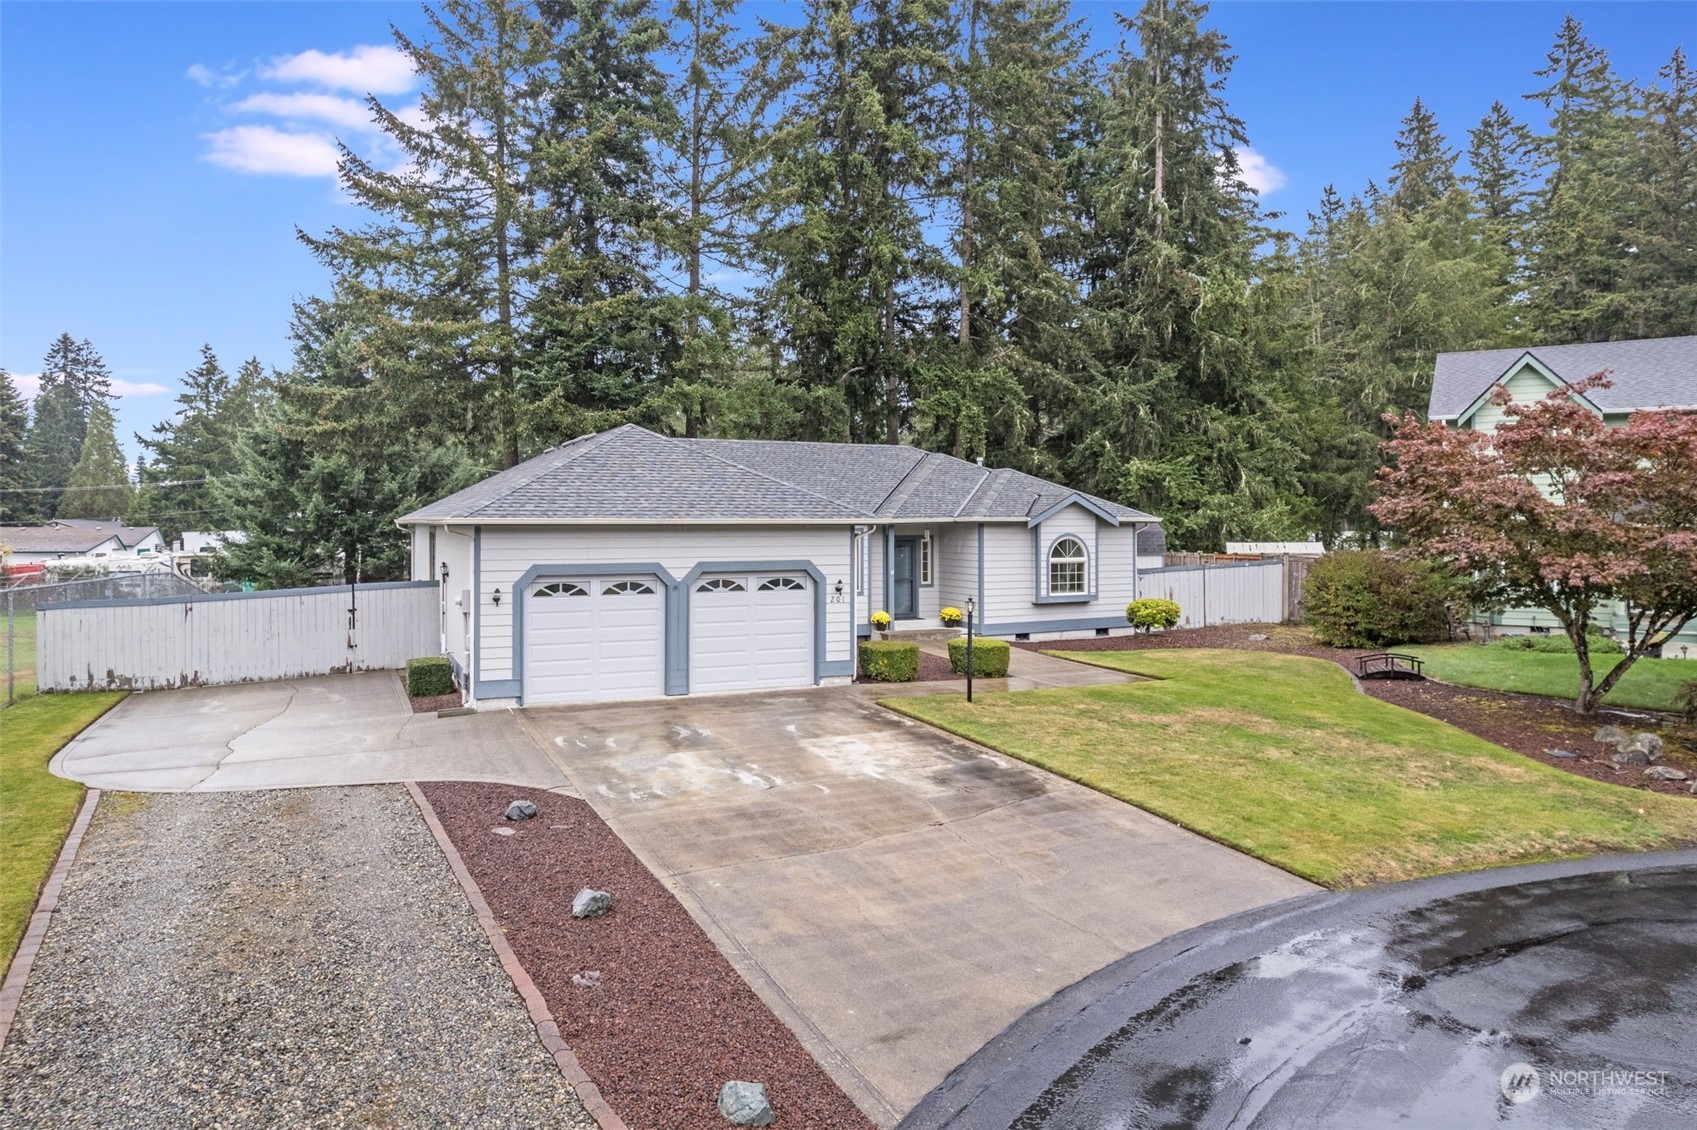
[
  {"left": 202, "top": 125, "right": 342, "bottom": 177},
  {"left": 233, "top": 91, "right": 376, "bottom": 132},
  {"left": 8, "top": 374, "right": 168, "bottom": 400},
  {"left": 186, "top": 63, "right": 244, "bottom": 89},
  {"left": 1234, "top": 147, "right": 1288, "bottom": 195},
  {"left": 260, "top": 45, "right": 417, "bottom": 95},
  {"left": 112, "top": 379, "right": 171, "bottom": 397}
]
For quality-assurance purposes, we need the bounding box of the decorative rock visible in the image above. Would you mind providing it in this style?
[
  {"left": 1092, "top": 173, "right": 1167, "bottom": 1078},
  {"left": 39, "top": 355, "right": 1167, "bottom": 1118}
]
[
  {"left": 571, "top": 970, "right": 603, "bottom": 988},
  {"left": 490, "top": 826, "right": 517, "bottom": 837},
  {"left": 1611, "top": 749, "right": 1652, "bottom": 766},
  {"left": 505, "top": 800, "right": 538, "bottom": 821},
  {"left": 1247, "top": 633, "right": 1269, "bottom": 642},
  {"left": 1544, "top": 749, "right": 1579, "bottom": 760},
  {"left": 1593, "top": 725, "right": 1629, "bottom": 746},
  {"left": 1644, "top": 765, "right": 1688, "bottom": 781},
  {"left": 717, "top": 1081, "right": 775, "bottom": 1127},
  {"left": 571, "top": 888, "right": 613, "bottom": 919},
  {"left": 1621, "top": 733, "right": 1664, "bottom": 761}
]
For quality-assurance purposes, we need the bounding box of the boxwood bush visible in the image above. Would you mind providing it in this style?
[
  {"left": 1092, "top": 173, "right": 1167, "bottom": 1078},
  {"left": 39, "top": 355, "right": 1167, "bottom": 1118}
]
[
  {"left": 1303, "top": 551, "right": 1457, "bottom": 648},
  {"left": 1126, "top": 597, "right": 1182, "bottom": 632},
  {"left": 859, "top": 640, "right": 920, "bottom": 682},
  {"left": 1491, "top": 631, "right": 1623, "bottom": 655},
  {"left": 406, "top": 656, "right": 457, "bottom": 697},
  {"left": 948, "top": 636, "right": 1011, "bottom": 677}
]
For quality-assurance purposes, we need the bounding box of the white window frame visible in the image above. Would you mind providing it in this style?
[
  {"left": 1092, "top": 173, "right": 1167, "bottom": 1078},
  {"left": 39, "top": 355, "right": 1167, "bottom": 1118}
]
[
  {"left": 1048, "top": 537, "right": 1088, "bottom": 596},
  {"left": 919, "top": 530, "right": 932, "bottom": 586}
]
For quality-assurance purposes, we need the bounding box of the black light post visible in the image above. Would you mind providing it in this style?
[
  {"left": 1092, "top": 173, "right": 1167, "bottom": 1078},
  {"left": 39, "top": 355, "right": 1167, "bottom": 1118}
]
[{"left": 965, "top": 596, "right": 975, "bottom": 703}]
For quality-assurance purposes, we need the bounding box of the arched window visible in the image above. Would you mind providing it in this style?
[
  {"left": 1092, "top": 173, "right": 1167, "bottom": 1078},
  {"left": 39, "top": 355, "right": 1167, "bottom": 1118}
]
[
  {"left": 1048, "top": 537, "right": 1088, "bottom": 595},
  {"left": 697, "top": 577, "right": 745, "bottom": 593},
  {"left": 757, "top": 576, "right": 806, "bottom": 592},
  {"left": 603, "top": 580, "right": 655, "bottom": 596},
  {"left": 533, "top": 581, "right": 588, "bottom": 598}
]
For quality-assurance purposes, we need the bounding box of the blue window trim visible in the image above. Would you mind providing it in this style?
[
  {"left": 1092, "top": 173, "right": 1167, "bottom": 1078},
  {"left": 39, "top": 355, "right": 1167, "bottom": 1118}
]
[
  {"left": 1026, "top": 494, "right": 1121, "bottom": 528},
  {"left": 1032, "top": 524, "right": 1097, "bottom": 604},
  {"left": 918, "top": 529, "right": 935, "bottom": 588}
]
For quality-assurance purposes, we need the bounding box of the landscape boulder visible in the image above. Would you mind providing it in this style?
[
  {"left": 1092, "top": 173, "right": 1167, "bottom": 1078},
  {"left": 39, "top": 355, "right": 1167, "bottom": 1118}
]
[
  {"left": 572, "top": 889, "right": 613, "bottom": 919},
  {"left": 1611, "top": 749, "right": 1652, "bottom": 766},
  {"left": 1621, "top": 733, "right": 1664, "bottom": 761},
  {"left": 1644, "top": 765, "right": 1689, "bottom": 781},
  {"left": 505, "top": 800, "right": 538, "bottom": 821},
  {"left": 1544, "top": 749, "right": 1578, "bottom": 760},
  {"left": 718, "top": 1081, "right": 775, "bottom": 1127},
  {"left": 1592, "top": 725, "right": 1629, "bottom": 746}
]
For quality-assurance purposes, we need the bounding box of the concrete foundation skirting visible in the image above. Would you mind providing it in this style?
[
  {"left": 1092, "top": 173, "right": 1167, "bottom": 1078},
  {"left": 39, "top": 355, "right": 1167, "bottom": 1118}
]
[
  {"left": 404, "top": 782, "right": 629, "bottom": 1130},
  {"left": 0, "top": 787, "right": 102, "bottom": 1052}
]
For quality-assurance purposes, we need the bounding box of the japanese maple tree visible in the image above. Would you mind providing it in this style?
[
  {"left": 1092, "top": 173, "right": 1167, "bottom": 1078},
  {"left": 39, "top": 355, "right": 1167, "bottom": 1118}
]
[{"left": 1372, "top": 375, "right": 1697, "bottom": 713}]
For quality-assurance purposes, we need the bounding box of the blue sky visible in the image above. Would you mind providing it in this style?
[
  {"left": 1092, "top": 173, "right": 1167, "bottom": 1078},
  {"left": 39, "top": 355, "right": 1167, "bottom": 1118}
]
[{"left": 2, "top": 1, "right": 1689, "bottom": 459}]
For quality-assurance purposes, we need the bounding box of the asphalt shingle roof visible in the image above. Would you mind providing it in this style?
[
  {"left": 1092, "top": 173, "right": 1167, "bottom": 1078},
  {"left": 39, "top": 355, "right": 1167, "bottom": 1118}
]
[
  {"left": 0, "top": 526, "right": 129, "bottom": 553},
  {"left": 402, "top": 425, "right": 1160, "bottom": 526},
  {"left": 1428, "top": 335, "right": 1697, "bottom": 421}
]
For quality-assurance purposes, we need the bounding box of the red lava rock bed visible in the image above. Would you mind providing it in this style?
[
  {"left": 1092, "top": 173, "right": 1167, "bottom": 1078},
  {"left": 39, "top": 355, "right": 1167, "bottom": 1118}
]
[
  {"left": 1019, "top": 624, "right": 1697, "bottom": 796},
  {"left": 856, "top": 648, "right": 958, "bottom": 685},
  {"left": 417, "top": 781, "right": 875, "bottom": 1130},
  {"left": 398, "top": 673, "right": 464, "bottom": 713}
]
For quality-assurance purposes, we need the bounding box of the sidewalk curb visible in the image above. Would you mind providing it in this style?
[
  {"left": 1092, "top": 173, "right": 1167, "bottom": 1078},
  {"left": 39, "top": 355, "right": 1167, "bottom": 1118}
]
[
  {"left": 405, "top": 781, "right": 629, "bottom": 1130},
  {"left": 0, "top": 787, "right": 102, "bottom": 1052}
]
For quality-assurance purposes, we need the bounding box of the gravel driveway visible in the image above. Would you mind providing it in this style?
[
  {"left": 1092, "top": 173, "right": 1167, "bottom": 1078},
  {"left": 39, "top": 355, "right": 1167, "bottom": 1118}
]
[{"left": 0, "top": 786, "right": 594, "bottom": 1130}]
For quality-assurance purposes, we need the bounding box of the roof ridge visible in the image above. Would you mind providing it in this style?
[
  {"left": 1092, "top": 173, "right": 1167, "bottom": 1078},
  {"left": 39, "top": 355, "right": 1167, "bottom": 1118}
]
[
  {"left": 662, "top": 433, "right": 875, "bottom": 518},
  {"left": 961, "top": 466, "right": 1013, "bottom": 515},
  {"left": 871, "top": 448, "right": 938, "bottom": 516},
  {"left": 454, "top": 428, "right": 629, "bottom": 518}
]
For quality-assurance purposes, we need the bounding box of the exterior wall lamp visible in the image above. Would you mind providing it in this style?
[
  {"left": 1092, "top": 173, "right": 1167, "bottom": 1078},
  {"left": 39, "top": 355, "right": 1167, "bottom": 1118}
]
[
  {"left": 492, "top": 588, "right": 502, "bottom": 607},
  {"left": 440, "top": 561, "right": 450, "bottom": 584}
]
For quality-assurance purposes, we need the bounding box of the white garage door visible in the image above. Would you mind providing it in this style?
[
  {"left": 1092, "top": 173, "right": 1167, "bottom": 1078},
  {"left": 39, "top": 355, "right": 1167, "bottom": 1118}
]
[
  {"left": 689, "top": 574, "right": 813, "bottom": 694},
  {"left": 523, "top": 578, "right": 665, "bottom": 704}
]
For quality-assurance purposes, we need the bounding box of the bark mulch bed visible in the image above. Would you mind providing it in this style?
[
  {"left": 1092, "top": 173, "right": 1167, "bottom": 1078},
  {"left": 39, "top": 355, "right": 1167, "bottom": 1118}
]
[
  {"left": 1018, "top": 623, "right": 1697, "bottom": 797},
  {"left": 417, "top": 781, "right": 875, "bottom": 1130}
]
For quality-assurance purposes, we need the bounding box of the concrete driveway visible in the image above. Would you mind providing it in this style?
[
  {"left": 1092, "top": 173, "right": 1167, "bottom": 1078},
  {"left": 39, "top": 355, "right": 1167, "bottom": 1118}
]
[
  {"left": 521, "top": 686, "right": 1318, "bottom": 1125},
  {"left": 50, "top": 672, "right": 568, "bottom": 792}
]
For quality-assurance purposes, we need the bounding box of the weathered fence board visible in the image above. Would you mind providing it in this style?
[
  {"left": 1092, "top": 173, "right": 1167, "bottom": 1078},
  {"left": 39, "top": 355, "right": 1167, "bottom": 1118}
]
[
  {"left": 1138, "top": 558, "right": 1292, "bottom": 627},
  {"left": 39, "top": 581, "right": 439, "bottom": 692}
]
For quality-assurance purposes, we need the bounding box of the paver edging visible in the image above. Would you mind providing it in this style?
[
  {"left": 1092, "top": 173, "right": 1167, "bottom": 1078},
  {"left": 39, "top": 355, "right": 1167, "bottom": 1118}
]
[
  {"left": 404, "top": 780, "right": 629, "bottom": 1130},
  {"left": 0, "top": 787, "right": 102, "bottom": 1052}
]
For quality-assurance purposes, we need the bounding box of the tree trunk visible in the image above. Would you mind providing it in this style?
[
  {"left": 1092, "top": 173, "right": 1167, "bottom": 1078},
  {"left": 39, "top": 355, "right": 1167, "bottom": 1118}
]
[
  {"left": 493, "top": 12, "right": 518, "bottom": 469},
  {"left": 957, "top": 0, "right": 978, "bottom": 348}
]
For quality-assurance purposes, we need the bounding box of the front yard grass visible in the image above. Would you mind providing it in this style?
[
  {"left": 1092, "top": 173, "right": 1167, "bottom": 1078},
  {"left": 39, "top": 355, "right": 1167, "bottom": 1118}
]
[
  {"left": 1399, "top": 644, "right": 1692, "bottom": 713},
  {"left": 0, "top": 691, "right": 125, "bottom": 979},
  {"left": 885, "top": 649, "right": 1695, "bottom": 888},
  {"left": 3, "top": 612, "right": 36, "bottom": 704}
]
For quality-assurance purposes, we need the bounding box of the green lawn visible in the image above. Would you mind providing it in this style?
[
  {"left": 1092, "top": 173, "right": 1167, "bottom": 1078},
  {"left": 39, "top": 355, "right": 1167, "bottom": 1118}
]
[
  {"left": 886, "top": 650, "right": 1695, "bottom": 888},
  {"left": 2, "top": 612, "right": 36, "bottom": 705},
  {"left": 0, "top": 691, "right": 124, "bottom": 979},
  {"left": 1402, "top": 644, "right": 1693, "bottom": 713}
]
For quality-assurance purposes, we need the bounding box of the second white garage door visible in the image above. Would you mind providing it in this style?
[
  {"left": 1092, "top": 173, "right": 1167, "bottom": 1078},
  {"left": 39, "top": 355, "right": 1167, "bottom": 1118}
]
[
  {"left": 524, "top": 577, "right": 665, "bottom": 704},
  {"left": 689, "top": 574, "right": 813, "bottom": 694}
]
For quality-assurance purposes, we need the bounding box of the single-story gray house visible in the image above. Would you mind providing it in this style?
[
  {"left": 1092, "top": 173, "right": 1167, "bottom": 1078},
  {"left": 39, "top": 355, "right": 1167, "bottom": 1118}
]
[
  {"left": 0, "top": 520, "right": 165, "bottom": 565},
  {"left": 399, "top": 424, "right": 1165, "bottom": 708}
]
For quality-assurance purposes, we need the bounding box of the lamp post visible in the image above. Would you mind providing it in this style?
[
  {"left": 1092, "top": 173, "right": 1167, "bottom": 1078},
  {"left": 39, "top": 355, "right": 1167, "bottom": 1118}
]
[{"left": 965, "top": 596, "right": 975, "bottom": 704}]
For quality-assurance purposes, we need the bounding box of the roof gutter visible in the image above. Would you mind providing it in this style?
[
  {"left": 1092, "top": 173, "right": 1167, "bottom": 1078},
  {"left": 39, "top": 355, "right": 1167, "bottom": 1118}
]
[{"left": 394, "top": 515, "right": 1162, "bottom": 528}]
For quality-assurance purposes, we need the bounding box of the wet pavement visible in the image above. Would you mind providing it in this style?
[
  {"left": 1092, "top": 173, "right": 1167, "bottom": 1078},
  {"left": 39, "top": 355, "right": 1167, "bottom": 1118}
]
[{"left": 902, "top": 851, "right": 1697, "bottom": 1130}]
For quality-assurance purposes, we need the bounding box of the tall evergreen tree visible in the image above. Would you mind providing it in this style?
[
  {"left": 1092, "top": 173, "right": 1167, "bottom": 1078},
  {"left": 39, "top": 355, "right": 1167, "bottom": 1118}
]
[
  {"left": 748, "top": 0, "right": 955, "bottom": 443},
  {"left": 1521, "top": 15, "right": 1639, "bottom": 342},
  {"left": 56, "top": 400, "right": 133, "bottom": 521},
  {"left": 1466, "top": 100, "right": 1536, "bottom": 288},
  {"left": 24, "top": 334, "right": 112, "bottom": 517},
  {"left": 1626, "top": 48, "right": 1697, "bottom": 337},
  {"left": 0, "top": 369, "right": 33, "bottom": 524},
  {"left": 214, "top": 301, "right": 479, "bottom": 588},
  {"left": 1386, "top": 97, "right": 1459, "bottom": 214}
]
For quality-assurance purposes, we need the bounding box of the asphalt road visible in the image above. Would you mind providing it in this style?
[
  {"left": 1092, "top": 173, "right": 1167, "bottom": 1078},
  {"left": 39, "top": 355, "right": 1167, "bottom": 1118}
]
[{"left": 903, "top": 852, "right": 1697, "bottom": 1130}]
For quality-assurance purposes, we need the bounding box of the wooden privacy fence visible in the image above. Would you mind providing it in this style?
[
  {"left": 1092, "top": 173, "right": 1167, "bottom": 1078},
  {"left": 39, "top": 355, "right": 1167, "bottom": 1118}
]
[
  {"left": 39, "top": 580, "right": 440, "bottom": 692},
  {"left": 1139, "top": 558, "right": 1303, "bottom": 627}
]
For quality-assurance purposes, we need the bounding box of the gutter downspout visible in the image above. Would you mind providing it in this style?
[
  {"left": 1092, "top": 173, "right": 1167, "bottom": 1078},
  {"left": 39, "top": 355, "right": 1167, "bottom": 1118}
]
[{"left": 852, "top": 525, "right": 874, "bottom": 679}]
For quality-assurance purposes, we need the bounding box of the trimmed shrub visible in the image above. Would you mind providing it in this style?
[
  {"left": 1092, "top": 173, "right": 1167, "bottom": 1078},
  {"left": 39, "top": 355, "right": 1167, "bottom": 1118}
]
[
  {"left": 1127, "top": 597, "right": 1182, "bottom": 632},
  {"left": 406, "top": 655, "right": 456, "bottom": 697},
  {"left": 859, "top": 640, "right": 920, "bottom": 682},
  {"left": 948, "top": 636, "right": 1010, "bottom": 677},
  {"left": 1303, "top": 551, "right": 1457, "bottom": 648},
  {"left": 1490, "top": 632, "right": 1623, "bottom": 655}
]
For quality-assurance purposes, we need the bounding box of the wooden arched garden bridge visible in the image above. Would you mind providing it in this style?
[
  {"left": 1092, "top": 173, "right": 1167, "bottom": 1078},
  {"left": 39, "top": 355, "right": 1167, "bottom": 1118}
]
[{"left": 1355, "top": 653, "right": 1426, "bottom": 680}]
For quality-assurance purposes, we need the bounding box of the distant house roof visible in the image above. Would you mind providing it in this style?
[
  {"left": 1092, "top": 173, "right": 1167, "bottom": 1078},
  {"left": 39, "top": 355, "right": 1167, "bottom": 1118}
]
[
  {"left": 1428, "top": 335, "right": 1697, "bottom": 422},
  {"left": 47, "top": 520, "right": 161, "bottom": 548},
  {"left": 402, "top": 425, "right": 1160, "bottom": 526},
  {"left": 0, "top": 526, "right": 126, "bottom": 554}
]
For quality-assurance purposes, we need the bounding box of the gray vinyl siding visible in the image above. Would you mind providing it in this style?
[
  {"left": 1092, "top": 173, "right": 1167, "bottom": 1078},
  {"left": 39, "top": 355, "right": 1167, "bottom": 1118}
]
[
  {"left": 474, "top": 525, "right": 853, "bottom": 684},
  {"left": 979, "top": 509, "right": 1138, "bottom": 632},
  {"left": 934, "top": 526, "right": 979, "bottom": 618}
]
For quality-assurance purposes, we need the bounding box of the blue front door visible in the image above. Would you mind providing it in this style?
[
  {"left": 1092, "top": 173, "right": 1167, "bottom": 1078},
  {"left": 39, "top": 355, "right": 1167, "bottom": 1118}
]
[{"left": 893, "top": 538, "right": 919, "bottom": 620}]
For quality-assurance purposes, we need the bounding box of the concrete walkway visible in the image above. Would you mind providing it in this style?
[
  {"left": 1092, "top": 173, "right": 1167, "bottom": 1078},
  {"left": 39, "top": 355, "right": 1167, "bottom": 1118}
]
[
  {"left": 523, "top": 685, "right": 1316, "bottom": 1125},
  {"left": 50, "top": 672, "right": 569, "bottom": 792}
]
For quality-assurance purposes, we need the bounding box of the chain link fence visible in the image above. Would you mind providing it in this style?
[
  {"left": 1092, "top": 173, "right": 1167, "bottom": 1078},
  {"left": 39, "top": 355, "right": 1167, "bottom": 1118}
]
[{"left": 4, "top": 572, "right": 210, "bottom": 705}]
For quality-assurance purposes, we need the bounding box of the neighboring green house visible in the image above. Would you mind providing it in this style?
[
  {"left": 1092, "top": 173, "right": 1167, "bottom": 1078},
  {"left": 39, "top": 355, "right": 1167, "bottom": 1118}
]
[{"left": 1428, "top": 334, "right": 1697, "bottom": 659}]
